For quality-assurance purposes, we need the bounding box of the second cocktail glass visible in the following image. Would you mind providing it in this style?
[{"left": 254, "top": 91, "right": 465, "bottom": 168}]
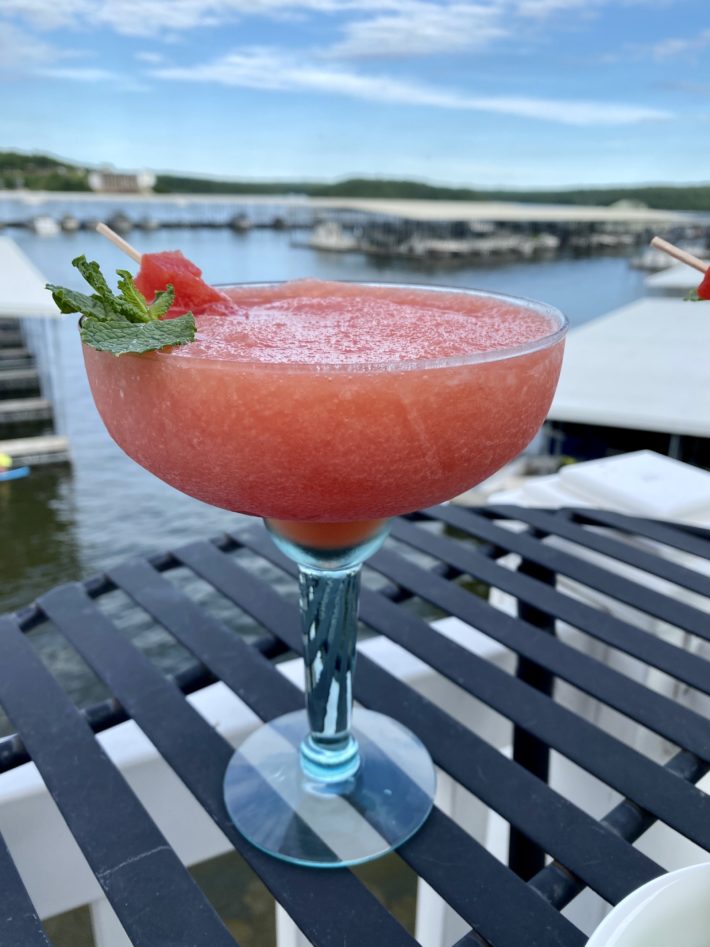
[{"left": 83, "top": 281, "right": 567, "bottom": 867}]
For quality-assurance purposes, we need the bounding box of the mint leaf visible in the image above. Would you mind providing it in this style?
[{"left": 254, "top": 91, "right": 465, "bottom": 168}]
[
  {"left": 80, "top": 312, "right": 196, "bottom": 354},
  {"left": 116, "top": 269, "right": 152, "bottom": 322},
  {"left": 46, "top": 257, "right": 196, "bottom": 355},
  {"left": 46, "top": 285, "right": 114, "bottom": 321},
  {"left": 147, "top": 285, "right": 175, "bottom": 320},
  {"left": 73, "top": 255, "right": 113, "bottom": 300},
  {"left": 685, "top": 289, "right": 702, "bottom": 301}
]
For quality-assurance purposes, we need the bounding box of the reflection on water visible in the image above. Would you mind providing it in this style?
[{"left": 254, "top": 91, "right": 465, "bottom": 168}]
[{"left": 0, "top": 467, "right": 80, "bottom": 614}]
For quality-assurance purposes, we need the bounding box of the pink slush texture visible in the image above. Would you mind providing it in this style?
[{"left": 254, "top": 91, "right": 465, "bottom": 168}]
[{"left": 84, "top": 280, "right": 564, "bottom": 521}]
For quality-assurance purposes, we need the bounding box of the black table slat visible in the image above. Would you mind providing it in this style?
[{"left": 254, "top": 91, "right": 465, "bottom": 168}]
[
  {"left": 4, "top": 506, "right": 710, "bottom": 947},
  {"left": 388, "top": 520, "right": 710, "bottom": 743},
  {"left": 193, "top": 532, "right": 663, "bottom": 906},
  {"left": 357, "top": 652, "right": 663, "bottom": 910},
  {"left": 403, "top": 809, "right": 586, "bottom": 947},
  {"left": 493, "top": 505, "right": 710, "bottom": 599},
  {"left": 0, "top": 833, "right": 51, "bottom": 947},
  {"left": 0, "top": 615, "right": 237, "bottom": 947},
  {"left": 365, "top": 545, "right": 710, "bottom": 845},
  {"left": 39, "top": 581, "right": 418, "bottom": 947},
  {"left": 427, "top": 506, "right": 710, "bottom": 642},
  {"left": 109, "top": 559, "right": 298, "bottom": 724},
  {"left": 175, "top": 540, "right": 304, "bottom": 650},
  {"left": 232, "top": 527, "right": 710, "bottom": 861},
  {"left": 170, "top": 543, "right": 588, "bottom": 945},
  {"left": 567, "top": 509, "right": 710, "bottom": 560},
  {"left": 529, "top": 749, "right": 710, "bottom": 911},
  {"left": 111, "top": 560, "right": 584, "bottom": 945},
  {"left": 391, "top": 518, "right": 710, "bottom": 698}
]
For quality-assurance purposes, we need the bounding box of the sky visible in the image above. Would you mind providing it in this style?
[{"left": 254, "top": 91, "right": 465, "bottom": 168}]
[{"left": 1, "top": 0, "right": 709, "bottom": 188}]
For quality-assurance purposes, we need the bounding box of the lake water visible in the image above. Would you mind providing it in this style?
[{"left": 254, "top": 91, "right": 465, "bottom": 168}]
[{"left": 2, "top": 225, "right": 648, "bottom": 619}]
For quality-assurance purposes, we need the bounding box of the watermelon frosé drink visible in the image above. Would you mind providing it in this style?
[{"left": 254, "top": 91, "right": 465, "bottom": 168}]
[
  {"left": 83, "top": 280, "right": 566, "bottom": 536},
  {"left": 78, "top": 271, "right": 567, "bottom": 869}
]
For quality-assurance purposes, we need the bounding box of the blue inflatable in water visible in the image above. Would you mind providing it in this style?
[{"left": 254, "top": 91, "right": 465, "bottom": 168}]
[{"left": 0, "top": 466, "right": 30, "bottom": 482}]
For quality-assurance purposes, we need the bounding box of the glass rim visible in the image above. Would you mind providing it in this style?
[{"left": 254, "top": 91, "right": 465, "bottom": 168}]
[{"left": 159, "top": 280, "right": 568, "bottom": 373}]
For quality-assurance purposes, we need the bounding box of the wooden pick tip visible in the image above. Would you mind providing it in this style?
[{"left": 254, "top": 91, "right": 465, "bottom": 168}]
[
  {"left": 650, "top": 236, "right": 708, "bottom": 274},
  {"left": 95, "top": 223, "right": 142, "bottom": 265}
]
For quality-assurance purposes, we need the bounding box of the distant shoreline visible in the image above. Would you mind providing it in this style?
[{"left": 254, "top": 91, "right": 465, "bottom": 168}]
[
  {"left": 0, "top": 191, "right": 695, "bottom": 226},
  {"left": 0, "top": 190, "right": 310, "bottom": 204}
]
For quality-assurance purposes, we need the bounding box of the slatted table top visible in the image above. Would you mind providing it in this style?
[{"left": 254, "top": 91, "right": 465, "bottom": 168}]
[{"left": 1, "top": 504, "right": 710, "bottom": 947}]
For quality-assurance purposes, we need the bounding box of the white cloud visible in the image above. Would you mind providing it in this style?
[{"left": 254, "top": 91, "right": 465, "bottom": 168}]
[
  {"left": 0, "top": 21, "right": 146, "bottom": 87},
  {"left": 515, "top": 0, "right": 591, "bottom": 17},
  {"left": 329, "top": 2, "right": 507, "bottom": 58},
  {"left": 651, "top": 28, "right": 710, "bottom": 60},
  {"left": 2, "top": 0, "right": 372, "bottom": 35},
  {"left": 0, "top": 0, "right": 91, "bottom": 31},
  {"left": 152, "top": 47, "right": 671, "bottom": 125},
  {"left": 0, "top": 22, "right": 62, "bottom": 69},
  {"left": 36, "top": 66, "right": 123, "bottom": 81},
  {"left": 134, "top": 50, "right": 166, "bottom": 64},
  {"left": 1, "top": 0, "right": 617, "bottom": 41}
]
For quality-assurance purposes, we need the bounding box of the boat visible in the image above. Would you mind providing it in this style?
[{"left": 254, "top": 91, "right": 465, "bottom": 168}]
[
  {"left": 107, "top": 212, "right": 133, "bottom": 234},
  {"left": 60, "top": 215, "right": 81, "bottom": 233},
  {"left": 307, "top": 221, "right": 359, "bottom": 252},
  {"left": 229, "top": 214, "right": 253, "bottom": 233},
  {"left": 0, "top": 465, "right": 30, "bottom": 481},
  {"left": 29, "top": 216, "right": 60, "bottom": 237}
]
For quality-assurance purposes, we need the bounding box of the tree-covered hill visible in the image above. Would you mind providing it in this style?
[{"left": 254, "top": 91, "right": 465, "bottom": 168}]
[
  {"left": 0, "top": 151, "right": 90, "bottom": 191},
  {"left": 2, "top": 151, "right": 710, "bottom": 210}
]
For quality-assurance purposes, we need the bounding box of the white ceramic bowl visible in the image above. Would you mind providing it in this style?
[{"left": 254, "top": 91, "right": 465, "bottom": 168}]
[{"left": 586, "top": 862, "right": 710, "bottom": 946}]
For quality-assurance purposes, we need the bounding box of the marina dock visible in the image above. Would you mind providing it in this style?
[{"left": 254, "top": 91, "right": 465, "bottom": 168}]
[
  {"left": 309, "top": 197, "right": 691, "bottom": 226},
  {"left": 547, "top": 297, "right": 710, "bottom": 463},
  {"left": 0, "top": 238, "right": 69, "bottom": 467}
]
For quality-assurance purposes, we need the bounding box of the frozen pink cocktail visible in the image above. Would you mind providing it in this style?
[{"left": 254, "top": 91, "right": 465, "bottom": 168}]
[
  {"left": 83, "top": 279, "right": 565, "bottom": 544},
  {"left": 83, "top": 276, "right": 567, "bottom": 868}
]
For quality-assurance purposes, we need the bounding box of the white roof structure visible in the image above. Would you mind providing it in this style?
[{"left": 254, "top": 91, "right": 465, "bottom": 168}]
[
  {"left": 549, "top": 297, "right": 710, "bottom": 438},
  {"left": 646, "top": 263, "right": 701, "bottom": 294},
  {"left": 309, "top": 198, "right": 690, "bottom": 225},
  {"left": 0, "top": 237, "right": 58, "bottom": 319}
]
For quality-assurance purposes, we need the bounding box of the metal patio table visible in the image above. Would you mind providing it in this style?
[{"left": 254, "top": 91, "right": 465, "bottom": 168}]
[{"left": 1, "top": 504, "right": 710, "bottom": 947}]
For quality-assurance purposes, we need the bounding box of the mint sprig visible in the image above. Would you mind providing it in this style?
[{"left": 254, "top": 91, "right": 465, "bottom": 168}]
[{"left": 46, "top": 255, "right": 196, "bottom": 355}]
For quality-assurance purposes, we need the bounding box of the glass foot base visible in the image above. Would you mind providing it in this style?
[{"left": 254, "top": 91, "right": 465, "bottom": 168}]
[{"left": 223, "top": 709, "right": 436, "bottom": 868}]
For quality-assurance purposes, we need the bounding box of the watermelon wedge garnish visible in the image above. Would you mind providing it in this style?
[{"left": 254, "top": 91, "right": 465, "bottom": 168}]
[{"left": 135, "top": 251, "right": 230, "bottom": 317}]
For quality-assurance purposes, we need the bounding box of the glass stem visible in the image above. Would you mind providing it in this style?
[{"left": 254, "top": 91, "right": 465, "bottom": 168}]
[
  {"left": 298, "top": 564, "right": 361, "bottom": 782},
  {"left": 265, "top": 519, "right": 390, "bottom": 784}
]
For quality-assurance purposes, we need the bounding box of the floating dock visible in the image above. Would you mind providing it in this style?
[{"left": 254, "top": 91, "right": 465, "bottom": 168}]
[{"left": 0, "top": 434, "right": 70, "bottom": 466}]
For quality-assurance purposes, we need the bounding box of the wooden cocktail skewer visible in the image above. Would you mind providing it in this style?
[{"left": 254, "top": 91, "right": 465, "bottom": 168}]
[
  {"left": 96, "top": 222, "right": 142, "bottom": 264},
  {"left": 650, "top": 236, "right": 708, "bottom": 273}
]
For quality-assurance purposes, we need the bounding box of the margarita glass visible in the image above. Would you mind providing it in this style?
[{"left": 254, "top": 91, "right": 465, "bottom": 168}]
[{"left": 83, "top": 280, "right": 567, "bottom": 868}]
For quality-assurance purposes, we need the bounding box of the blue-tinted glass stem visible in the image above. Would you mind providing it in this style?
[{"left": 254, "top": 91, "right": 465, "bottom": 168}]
[{"left": 298, "top": 564, "right": 361, "bottom": 782}]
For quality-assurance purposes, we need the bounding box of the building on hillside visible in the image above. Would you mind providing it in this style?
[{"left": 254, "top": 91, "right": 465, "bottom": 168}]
[{"left": 88, "top": 168, "right": 156, "bottom": 193}]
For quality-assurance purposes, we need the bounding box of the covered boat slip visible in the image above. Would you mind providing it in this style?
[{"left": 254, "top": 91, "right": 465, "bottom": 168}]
[
  {"left": 547, "top": 296, "right": 710, "bottom": 462},
  {"left": 1, "top": 506, "right": 710, "bottom": 946}
]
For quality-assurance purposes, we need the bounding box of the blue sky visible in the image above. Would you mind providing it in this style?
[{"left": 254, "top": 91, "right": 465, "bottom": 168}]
[{"left": 1, "top": 0, "right": 709, "bottom": 187}]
